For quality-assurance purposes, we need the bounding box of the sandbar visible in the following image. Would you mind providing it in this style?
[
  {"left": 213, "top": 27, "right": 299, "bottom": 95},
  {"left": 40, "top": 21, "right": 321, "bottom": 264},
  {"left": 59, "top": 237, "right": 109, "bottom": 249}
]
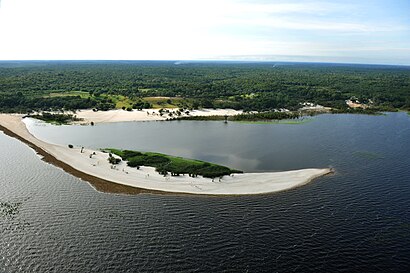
[
  {"left": 74, "top": 108, "right": 243, "bottom": 124},
  {"left": 0, "top": 114, "right": 331, "bottom": 195}
]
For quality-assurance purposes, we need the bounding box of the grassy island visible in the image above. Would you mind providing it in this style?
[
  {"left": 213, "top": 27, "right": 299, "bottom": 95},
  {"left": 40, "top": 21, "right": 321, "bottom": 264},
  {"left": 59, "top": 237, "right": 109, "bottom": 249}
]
[{"left": 105, "top": 149, "right": 243, "bottom": 178}]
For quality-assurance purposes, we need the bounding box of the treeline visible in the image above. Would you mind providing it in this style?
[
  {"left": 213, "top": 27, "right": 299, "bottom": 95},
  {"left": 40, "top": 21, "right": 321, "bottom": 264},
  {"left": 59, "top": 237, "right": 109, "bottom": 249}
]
[
  {"left": 1, "top": 61, "right": 409, "bottom": 113},
  {"left": 230, "top": 111, "right": 301, "bottom": 121},
  {"left": 0, "top": 92, "right": 98, "bottom": 113},
  {"left": 0, "top": 92, "right": 119, "bottom": 113},
  {"left": 174, "top": 111, "right": 301, "bottom": 121}
]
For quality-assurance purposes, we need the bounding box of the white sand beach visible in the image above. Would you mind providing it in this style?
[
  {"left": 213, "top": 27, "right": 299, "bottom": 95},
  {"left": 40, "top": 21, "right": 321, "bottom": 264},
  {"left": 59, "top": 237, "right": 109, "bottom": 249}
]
[
  {"left": 0, "top": 114, "right": 331, "bottom": 195},
  {"left": 74, "top": 108, "right": 243, "bottom": 124}
]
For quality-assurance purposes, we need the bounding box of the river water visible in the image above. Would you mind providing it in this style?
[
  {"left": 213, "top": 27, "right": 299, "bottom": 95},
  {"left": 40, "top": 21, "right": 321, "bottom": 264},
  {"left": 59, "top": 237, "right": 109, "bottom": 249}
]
[{"left": 1, "top": 113, "right": 409, "bottom": 272}]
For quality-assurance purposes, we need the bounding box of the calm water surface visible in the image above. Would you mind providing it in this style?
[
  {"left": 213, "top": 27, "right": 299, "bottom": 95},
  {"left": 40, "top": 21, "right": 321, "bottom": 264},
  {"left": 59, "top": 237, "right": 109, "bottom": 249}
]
[{"left": 1, "top": 113, "right": 410, "bottom": 272}]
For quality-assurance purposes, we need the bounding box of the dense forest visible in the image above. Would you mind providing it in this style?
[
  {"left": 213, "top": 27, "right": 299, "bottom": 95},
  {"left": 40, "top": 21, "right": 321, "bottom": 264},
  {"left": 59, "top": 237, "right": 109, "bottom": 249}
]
[{"left": 0, "top": 61, "right": 409, "bottom": 113}]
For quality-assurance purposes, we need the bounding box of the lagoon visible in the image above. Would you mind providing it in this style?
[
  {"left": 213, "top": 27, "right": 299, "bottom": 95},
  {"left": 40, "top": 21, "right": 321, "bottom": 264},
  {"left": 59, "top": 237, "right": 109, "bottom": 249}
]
[{"left": 25, "top": 114, "right": 379, "bottom": 172}]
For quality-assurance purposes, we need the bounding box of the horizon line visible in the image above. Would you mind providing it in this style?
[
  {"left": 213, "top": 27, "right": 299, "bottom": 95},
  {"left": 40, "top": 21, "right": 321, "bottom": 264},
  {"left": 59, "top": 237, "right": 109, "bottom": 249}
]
[{"left": 0, "top": 59, "right": 409, "bottom": 67}]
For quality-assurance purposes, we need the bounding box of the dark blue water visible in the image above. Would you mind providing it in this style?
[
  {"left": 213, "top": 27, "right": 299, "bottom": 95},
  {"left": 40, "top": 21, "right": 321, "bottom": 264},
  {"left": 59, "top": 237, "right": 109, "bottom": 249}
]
[{"left": 1, "top": 113, "right": 410, "bottom": 272}]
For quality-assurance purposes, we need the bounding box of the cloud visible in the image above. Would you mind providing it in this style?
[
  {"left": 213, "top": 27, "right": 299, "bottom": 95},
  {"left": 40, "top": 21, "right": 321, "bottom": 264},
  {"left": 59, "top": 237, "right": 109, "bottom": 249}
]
[
  {"left": 208, "top": 1, "right": 406, "bottom": 33},
  {"left": 218, "top": 17, "right": 394, "bottom": 32},
  {"left": 224, "top": 1, "right": 350, "bottom": 15},
  {"left": 0, "top": 0, "right": 408, "bottom": 64}
]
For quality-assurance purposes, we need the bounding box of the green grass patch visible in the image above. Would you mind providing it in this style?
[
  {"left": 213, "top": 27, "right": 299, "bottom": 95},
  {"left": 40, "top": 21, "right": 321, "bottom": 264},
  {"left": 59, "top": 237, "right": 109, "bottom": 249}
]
[
  {"left": 96, "top": 94, "right": 134, "bottom": 109},
  {"left": 143, "top": 97, "right": 186, "bottom": 109},
  {"left": 117, "top": 95, "right": 132, "bottom": 109},
  {"left": 104, "top": 149, "right": 242, "bottom": 178},
  {"left": 44, "top": 91, "right": 90, "bottom": 98}
]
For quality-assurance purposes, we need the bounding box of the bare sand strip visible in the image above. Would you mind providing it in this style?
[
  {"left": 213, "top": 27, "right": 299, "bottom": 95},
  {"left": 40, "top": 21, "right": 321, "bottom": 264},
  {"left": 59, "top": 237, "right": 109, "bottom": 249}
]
[
  {"left": 74, "top": 108, "right": 243, "bottom": 124},
  {"left": 0, "top": 114, "right": 331, "bottom": 195}
]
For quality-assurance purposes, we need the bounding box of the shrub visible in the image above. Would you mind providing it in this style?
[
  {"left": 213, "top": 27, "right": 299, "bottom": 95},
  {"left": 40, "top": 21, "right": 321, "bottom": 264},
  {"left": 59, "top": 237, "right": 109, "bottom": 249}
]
[
  {"left": 127, "top": 156, "right": 146, "bottom": 167},
  {"left": 108, "top": 156, "right": 121, "bottom": 165},
  {"left": 122, "top": 150, "right": 143, "bottom": 160},
  {"left": 143, "top": 155, "right": 170, "bottom": 165}
]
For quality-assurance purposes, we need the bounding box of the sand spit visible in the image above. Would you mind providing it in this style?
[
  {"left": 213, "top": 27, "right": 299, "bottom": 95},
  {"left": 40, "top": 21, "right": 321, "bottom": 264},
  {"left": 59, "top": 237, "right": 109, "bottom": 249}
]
[
  {"left": 74, "top": 108, "right": 243, "bottom": 124},
  {"left": 0, "top": 114, "right": 331, "bottom": 195}
]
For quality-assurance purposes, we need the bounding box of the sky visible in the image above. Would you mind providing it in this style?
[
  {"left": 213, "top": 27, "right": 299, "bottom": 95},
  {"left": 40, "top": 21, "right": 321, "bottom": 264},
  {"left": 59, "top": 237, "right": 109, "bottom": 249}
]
[{"left": 0, "top": 0, "right": 409, "bottom": 64}]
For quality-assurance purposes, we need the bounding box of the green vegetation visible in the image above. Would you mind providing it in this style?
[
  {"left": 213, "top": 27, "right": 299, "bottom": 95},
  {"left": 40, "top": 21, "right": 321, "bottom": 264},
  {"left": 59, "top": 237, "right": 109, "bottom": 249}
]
[
  {"left": 175, "top": 111, "right": 302, "bottom": 122},
  {"left": 173, "top": 115, "right": 227, "bottom": 121},
  {"left": 1, "top": 61, "right": 409, "bottom": 113},
  {"left": 108, "top": 154, "right": 121, "bottom": 165},
  {"left": 43, "top": 91, "right": 90, "bottom": 98},
  {"left": 143, "top": 97, "right": 189, "bottom": 109},
  {"left": 234, "top": 118, "right": 313, "bottom": 125},
  {"left": 28, "top": 112, "right": 83, "bottom": 124},
  {"left": 105, "top": 149, "right": 242, "bottom": 178},
  {"left": 230, "top": 111, "right": 301, "bottom": 121},
  {"left": 0, "top": 93, "right": 98, "bottom": 113}
]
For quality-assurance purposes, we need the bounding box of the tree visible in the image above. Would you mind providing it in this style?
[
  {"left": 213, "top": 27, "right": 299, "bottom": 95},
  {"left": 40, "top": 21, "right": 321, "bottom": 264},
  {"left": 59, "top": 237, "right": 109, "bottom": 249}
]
[{"left": 108, "top": 156, "right": 121, "bottom": 165}]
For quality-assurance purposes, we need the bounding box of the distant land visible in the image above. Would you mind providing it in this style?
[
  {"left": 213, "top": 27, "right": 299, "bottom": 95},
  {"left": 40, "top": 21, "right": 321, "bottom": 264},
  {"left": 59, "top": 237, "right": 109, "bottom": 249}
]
[{"left": 0, "top": 61, "right": 409, "bottom": 118}]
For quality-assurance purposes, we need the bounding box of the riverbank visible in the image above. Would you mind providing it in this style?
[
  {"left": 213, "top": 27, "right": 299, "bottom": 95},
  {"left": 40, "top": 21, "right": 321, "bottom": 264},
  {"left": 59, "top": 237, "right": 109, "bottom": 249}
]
[
  {"left": 74, "top": 108, "right": 243, "bottom": 124},
  {"left": 0, "top": 114, "right": 331, "bottom": 195}
]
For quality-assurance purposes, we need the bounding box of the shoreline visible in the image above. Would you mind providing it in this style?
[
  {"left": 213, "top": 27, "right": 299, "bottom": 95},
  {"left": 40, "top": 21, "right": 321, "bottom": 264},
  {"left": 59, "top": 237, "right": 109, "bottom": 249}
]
[
  {"left": 0, "top": 114, "right": 332, "bottom": 196},
  {"left": 0, "top": 116, "right": 159, "bottom": 195},
  {"left": 74, "top": 108, "right": 244, "bottom": 124}
]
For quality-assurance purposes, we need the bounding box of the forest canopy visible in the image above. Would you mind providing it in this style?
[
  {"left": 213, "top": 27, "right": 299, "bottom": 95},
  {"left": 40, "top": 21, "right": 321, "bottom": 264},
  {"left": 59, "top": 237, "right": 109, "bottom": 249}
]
[{"left": 0, "top": 61, "right": 409, "bottom": 113}]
